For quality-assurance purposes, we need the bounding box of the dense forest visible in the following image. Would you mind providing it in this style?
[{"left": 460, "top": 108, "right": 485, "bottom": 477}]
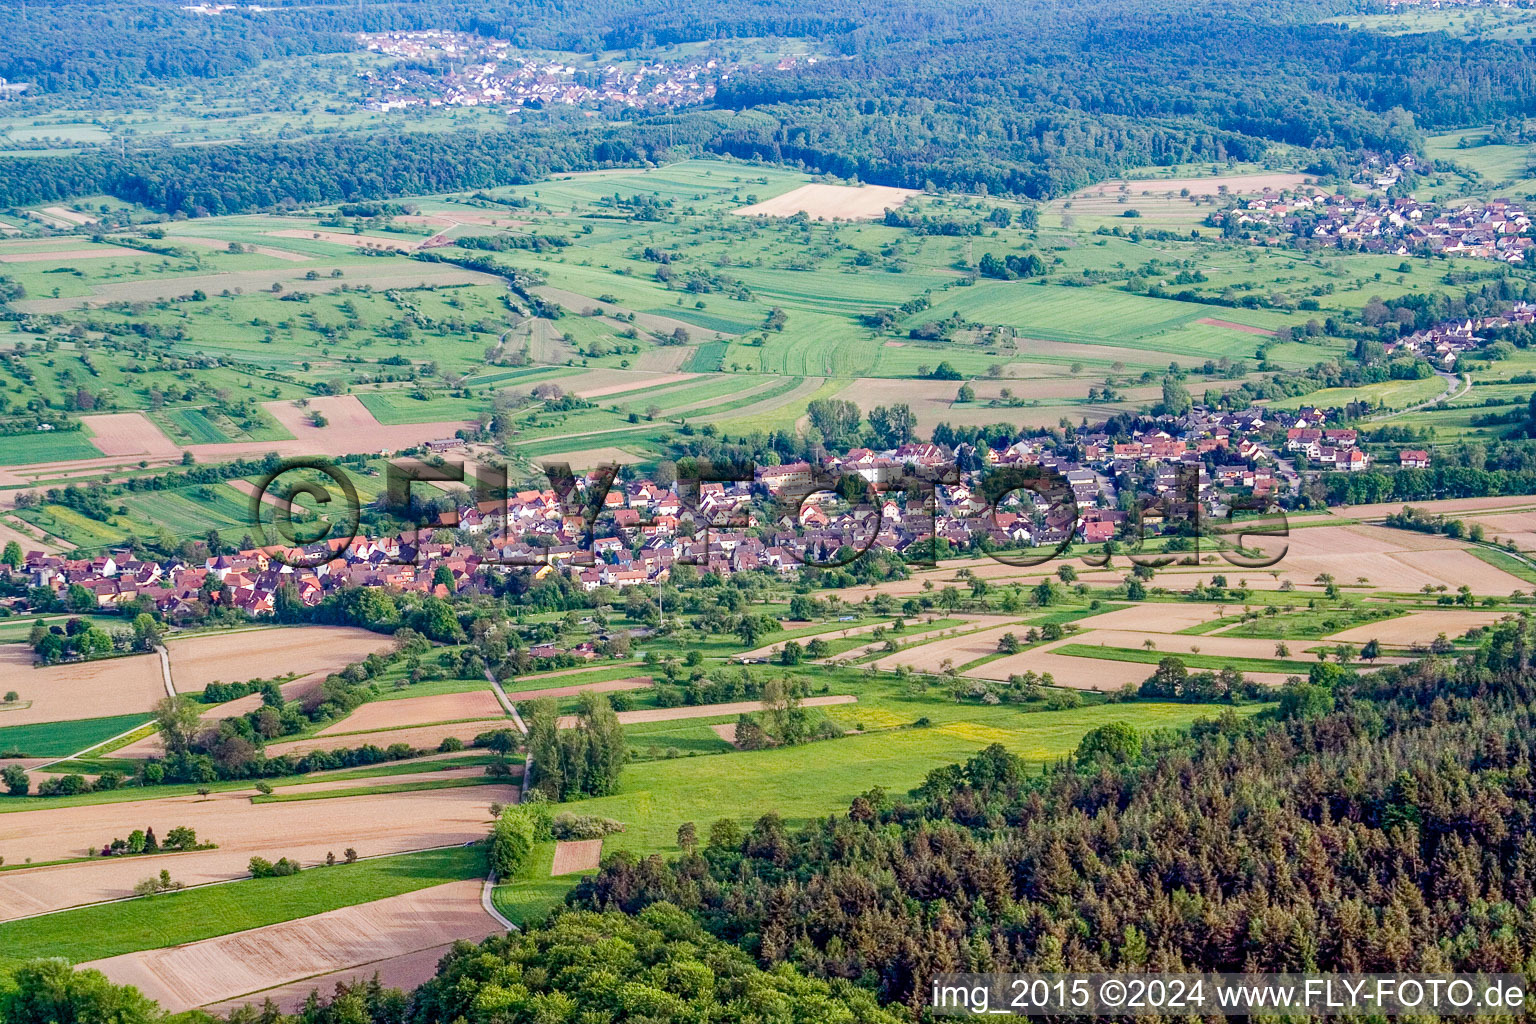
[
  {"left": 3, "top": 0, "right": 1535, "bottom": 209},
  {"left": 567, "top": 613, "right": 1536, "bottom": 1011}
]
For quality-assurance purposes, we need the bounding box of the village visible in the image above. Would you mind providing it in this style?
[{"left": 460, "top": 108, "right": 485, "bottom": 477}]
[
  {"left": 1212, "top": 186, "right": 1533, "bottom": 263},
  {"left": 353, "top": 30, "right": 815, "bottom": 112},
  {"left": 9, "top": 389, "right": 1422, "bottom": 652}
]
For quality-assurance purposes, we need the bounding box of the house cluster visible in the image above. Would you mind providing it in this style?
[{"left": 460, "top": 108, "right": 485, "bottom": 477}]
[
  {"left": 354, "top": 31, "right": 813, "bottom": 112},
  {"left": 1282, "top": 426, "right": 1371, "bottom": 472},
  {"left": 1216, "top": 189, "right": 1532, "bottom": 263},
  {"left": 11, "top": 403, "right": 1411, "bottom": 619},
  {"left": 1385, "top": 303, "right": 1536, "bottom": 368}
]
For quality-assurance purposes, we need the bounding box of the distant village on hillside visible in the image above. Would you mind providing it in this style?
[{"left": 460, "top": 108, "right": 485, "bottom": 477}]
[
  {"left": 353, "top": 30, "right": 817, "bottom": 113},
  {"left": 1213, "top": 187, "right": 1533, "bottom": 263}
]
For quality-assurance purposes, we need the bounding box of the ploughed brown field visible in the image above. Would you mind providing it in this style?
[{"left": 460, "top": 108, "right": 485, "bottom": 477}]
[
  {"left": 165, "top": 626, "right": 395, "bottom": 693},
  {"left": 0, "top": 783, "right": 512, "bottom": 921},
  {"left": 317, "top": 689, "right": 504, "bottom": 736},
  {"left": 550, "top": 839, "right": 603, "bottom": 876},
  {"left": 1323, "top": 608, "right": 1512, "bottom": 645},
  {"left": 732, "top": 183, "right": 919, "bottom": 220},
  {"left": 0, "top": 646, "right": 163, "bottom": 727},
  {"left": 87, "top": 880, "right": 499, "bottom": 1013}
]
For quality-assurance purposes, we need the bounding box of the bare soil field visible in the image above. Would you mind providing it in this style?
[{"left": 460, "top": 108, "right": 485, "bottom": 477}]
[
  {"left": 165, "top": 627, "right": 393, "bottom": 694},
  {"left": 205, "top": 941, "right": 460, "bottom": 1015},
  {"left": 1275, "top": 524, "right": 1528, "bottom": 594},
  {"left": 0, "top": 514, "right": 70, "bottom": 553},
  {"left": 41, "top": 206, "right": 98, "bottom": 226},
  {"left": 1196, "top": 317, "right": 1278, "bottom": 336},
  {"left": 632, "top": 346, "right": 694, "bottom": 372},
  {"left": 972, "top": 640, "right": 1298, "bottom": 691},
  {"left": 506, "top": 677, "right": 651, "bottom": 702},
  {"left": 558, "top": 695, "right": 856, "bottom": 729},
  {"left": 251, "top": 395, "right": 473, "bottom": 456},
  {"left": 1073, "top": 603, "right": 1229, "bottom": 632},
  {"left": 317, "top": 689, "right": 504, "bottom": 736},
  {"left": 550, "top": 838, "right": 603, "bottom": 876},
  {"left": 1459, "top": 510, "right": 1536, "bottom": 551},
  {"left": 732, "top": 183, "right": 920, "bottom": 220},
  {"left": 264, "top": 719, "right": 512, "bottom": 757},
  {"left": 0, "top": 646, "right": 163, "bottom": 728},
  {"left": 1069, "top": 628, "right": 1366, "bottom": 662},
  {"left": 1324, "top": 609, "right": 1511, "bottom": 645},
  {"left": 81, "top": 412, "right": 183, "bottom": 459},
  {"left": 868, "top": 624, "right": 1040, "bottom": 674},
  {"left": 86, "top": 879, "right": 499, "bottom": 1013},
  {"left": 0, "top": 785, "right": 510, "bottom": 920},
  {"left": 710, "top": 722, "right": 742, "bottom": 747},
  {"left": 0, "top": 246, "right": 138, "bottom": 263},
  {"left": 568, "top": 370, "right": 699, "bottom": 399}
]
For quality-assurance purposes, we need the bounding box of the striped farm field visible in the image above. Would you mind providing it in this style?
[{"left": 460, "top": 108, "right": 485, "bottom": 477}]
[
  {"left": 165, "top": 408, "right": 231, "bottom": 444},
  {"left": 0, "top": 431, "right": 101, "bottom": 466},
  {"left": 907, "top": 282, "right": 1292, "bottom": 359},
  {"left": 354, "top": 391, "right": 485, "bottom": 425},
  {"left": 13, "top": 504, "right": 130, "bottom": 548}
]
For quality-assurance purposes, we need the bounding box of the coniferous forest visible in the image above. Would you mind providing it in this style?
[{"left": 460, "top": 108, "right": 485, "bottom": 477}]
[{"left": 572, "top": 615, "right": 1536, "bottom": 1012}]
